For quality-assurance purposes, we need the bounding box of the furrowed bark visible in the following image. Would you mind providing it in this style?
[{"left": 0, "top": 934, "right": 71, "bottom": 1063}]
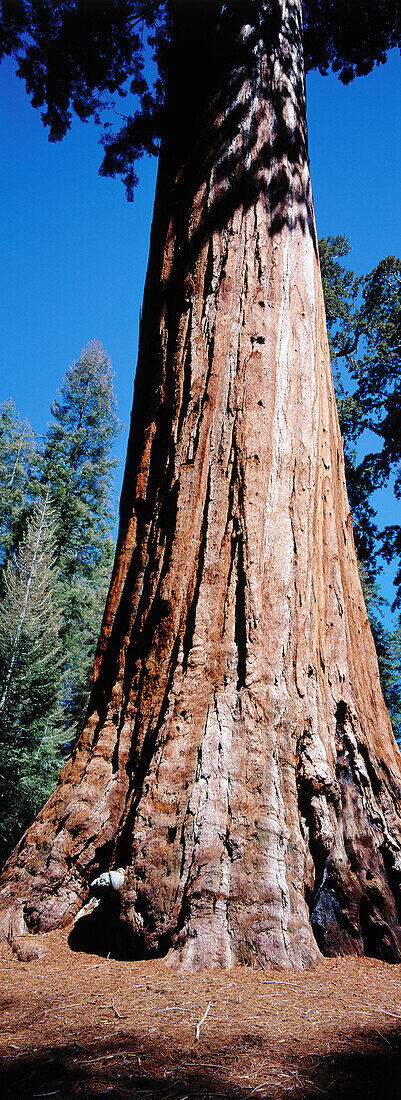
[{"left": 1, "top": 0, "right": 401, "bottom": 968}]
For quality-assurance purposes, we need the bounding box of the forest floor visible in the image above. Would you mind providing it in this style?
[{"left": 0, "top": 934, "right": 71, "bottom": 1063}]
[{"left": 0, "top": 929, "right": 401, "bottom": 1098}]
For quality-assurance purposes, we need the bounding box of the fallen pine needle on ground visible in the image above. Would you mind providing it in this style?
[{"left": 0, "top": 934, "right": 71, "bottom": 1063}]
[{"left": 0, "top": 930, "right": 401, "bottom": 1098}]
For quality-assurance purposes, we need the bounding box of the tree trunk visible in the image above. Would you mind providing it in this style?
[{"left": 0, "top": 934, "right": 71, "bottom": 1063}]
[{"left": 2, "top": 0, "right": 401, "bottom": 969}]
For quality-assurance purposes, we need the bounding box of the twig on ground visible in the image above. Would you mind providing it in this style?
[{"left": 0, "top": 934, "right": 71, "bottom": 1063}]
[
  {"left": 195, "top": 1002, "right": 211, "bottom": 1040},
  {"left": 111, "top": 996, "right": 126, "bottom": 1019},
  {"left": 351, "top": 1003, "right": 401, "bottom": 1020},
  {"left": 258, "top": 979, "right": 303, "bottom": 989},
  {"left": 73, "top": 1053, "right": 119, "bottom": 1065},
  {"left": 32, "top": 1093, "right": 60, "bottom": 1098},
  {"left": 245, "top": 1076, "right": 295, "bottom": 1098},
  {"left": 77, "top": 963, "right": 102, "bottom": 970},
  {"left": 373, "top": 1028, "right": 392, "bottom": 1047},
  {"left": 135, "top": 1005, "right": 192, "bottom": 1015}
]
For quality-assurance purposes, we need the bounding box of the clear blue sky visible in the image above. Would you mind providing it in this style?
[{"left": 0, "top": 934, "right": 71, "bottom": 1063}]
[{"left": 0, "top": 48, "right": 400, "bottom": 609}]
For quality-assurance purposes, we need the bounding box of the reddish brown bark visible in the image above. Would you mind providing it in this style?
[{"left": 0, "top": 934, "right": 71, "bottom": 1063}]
[{"left": 1, "top": 0, "right": 401, "bottom": 968}]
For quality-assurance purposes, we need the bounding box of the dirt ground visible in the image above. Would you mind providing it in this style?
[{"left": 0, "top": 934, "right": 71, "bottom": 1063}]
[{"left": 1, "top": 930, "right": 401, "bottom": 1098}]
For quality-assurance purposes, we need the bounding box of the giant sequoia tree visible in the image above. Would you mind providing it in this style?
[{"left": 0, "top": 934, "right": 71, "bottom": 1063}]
[{"left": 1, "top": 0, "right": 401, "bottom": 969}]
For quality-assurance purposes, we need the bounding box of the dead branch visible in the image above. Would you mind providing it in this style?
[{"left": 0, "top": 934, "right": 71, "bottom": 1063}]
[{"left": 195, "top": 1001, "right": 211, "bottom": 1040}]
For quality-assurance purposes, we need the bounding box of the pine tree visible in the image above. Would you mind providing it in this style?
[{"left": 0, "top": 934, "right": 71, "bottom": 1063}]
[
  {"left": 0, "top": 495, "right": 63, "bottom": 866},
  {"left": 0, "top": 399, "right": 35, "bottom": 575},
  {"left": 38, "top": 339, "right": 121, "bottom": 733},
  {"left": 0, "top": 347, "right": 121, "bottom": 862}
]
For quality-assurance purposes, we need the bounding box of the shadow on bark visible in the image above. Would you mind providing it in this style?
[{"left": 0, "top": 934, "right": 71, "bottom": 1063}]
[
  {"left": 166, "top": 0, "right": 316, "bottom": 268},
  {"left": 78, "top": 0, "right": 316, "bottom": 845},
  {"left": 4, "top": 0, "right": 397, "bottom": 973},
  {"left": 296, "top": 704, "right": 401, "bottom": 963}
]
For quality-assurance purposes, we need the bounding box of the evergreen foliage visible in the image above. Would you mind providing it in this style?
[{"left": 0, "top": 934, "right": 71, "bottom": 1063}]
[
  {"left": 0, "top": 495, "right": 63, "bottom": 864},
  {"left": 0, "top": 398, "right": 35, "bottom": 574},
  {"left": 320, "top": 240, "right": 401, "bottom": 609},
  {"left": 0, "top": 342, "right": 121, "bottom": 864},
  {"left": 319, "top": 236, "right": 401, "bottom": 743},
  {"left": 0, "top": 1, "right": 399, "bottom": 199},
  {"left": 355, "top": 258, "right": 401, "bottom": 607},
  {"left": 37, "top": 338, "right": 121, "bottom": 734}
]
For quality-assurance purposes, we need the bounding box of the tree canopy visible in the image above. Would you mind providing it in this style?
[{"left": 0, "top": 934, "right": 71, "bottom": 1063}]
[{"left": 0, "top": 0, "right": 400, "bottom": 198}]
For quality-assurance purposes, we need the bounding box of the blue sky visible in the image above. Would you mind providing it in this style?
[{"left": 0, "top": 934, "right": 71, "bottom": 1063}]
[{"left": 0, "top": 47, "right": 400, "bottom": 610}]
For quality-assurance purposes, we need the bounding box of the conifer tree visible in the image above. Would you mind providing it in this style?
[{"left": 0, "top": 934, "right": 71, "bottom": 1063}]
[
  {"left": 0, "top": 346, "right": 121, "bottom": 861},
  {"left": 319, "top": 242, "right": 401, "bottom": 595},
  {"left": 38, "top": 339, "right": 121, "bottom": 732},
  {"left": 0, "top": 399, "right": 35, "bottom": 575},
  {"left": 0, "top": 495, "right": 63, "bottom": 865},
  {"left": 319, "top": 238, "right": 401, "bottom": 744},
  {"left": 356, "top": 258, "right": 401, "bottom": 606}
]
